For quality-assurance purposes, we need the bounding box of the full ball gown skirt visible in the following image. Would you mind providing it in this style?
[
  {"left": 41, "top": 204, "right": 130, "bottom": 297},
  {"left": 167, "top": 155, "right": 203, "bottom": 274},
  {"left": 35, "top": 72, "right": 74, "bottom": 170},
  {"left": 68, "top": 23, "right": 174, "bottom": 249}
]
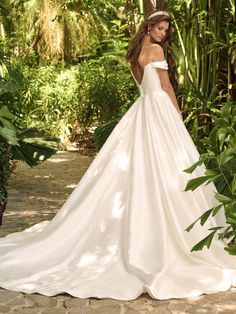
[{"left": 0, "top": 61, "right": 235, "bottom": 300}]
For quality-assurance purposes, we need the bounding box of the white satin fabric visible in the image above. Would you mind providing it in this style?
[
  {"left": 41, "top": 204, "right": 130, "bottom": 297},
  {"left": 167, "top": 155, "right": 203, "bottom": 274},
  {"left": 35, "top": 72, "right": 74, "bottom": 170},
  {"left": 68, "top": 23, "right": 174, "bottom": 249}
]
[{"left": 0, "top": 60, "right": 235, "bottom": 300}]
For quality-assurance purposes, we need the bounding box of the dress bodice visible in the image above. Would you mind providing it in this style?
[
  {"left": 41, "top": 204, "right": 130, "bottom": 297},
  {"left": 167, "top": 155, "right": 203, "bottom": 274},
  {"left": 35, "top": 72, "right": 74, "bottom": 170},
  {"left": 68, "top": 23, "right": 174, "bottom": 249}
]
[{"left": 131, "top": 60, "right": 168, "bottom": 95}]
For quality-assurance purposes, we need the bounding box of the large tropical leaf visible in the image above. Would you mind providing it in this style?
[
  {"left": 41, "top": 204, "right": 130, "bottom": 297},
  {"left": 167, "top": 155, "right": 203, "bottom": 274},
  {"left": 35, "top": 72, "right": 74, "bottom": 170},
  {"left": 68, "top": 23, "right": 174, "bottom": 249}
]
[
  {"left": 11, "top": 128, "right": 59, "bottom": 167},
  {"left": 0, "top": 66, "right": 24, "bottom": 95},
  {"left": 0, "top": 126, "right": 18, "bottom": 144},
  {"left": 0, "top": 105, "right": 15, "bottom": 120}
]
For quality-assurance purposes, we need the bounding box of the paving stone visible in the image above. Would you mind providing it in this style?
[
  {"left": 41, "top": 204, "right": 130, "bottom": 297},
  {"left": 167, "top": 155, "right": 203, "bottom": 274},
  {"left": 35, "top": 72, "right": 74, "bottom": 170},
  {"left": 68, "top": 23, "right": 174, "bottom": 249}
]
[
  {"left": 65, "top": 298, "right": 88, "bottom": 308},
  {"left": 123, "top": 307, "right": 140, "bottom": 314},
  {"left": 148, "top": 309, "right": 171, "bottom": 314},
  {"left": 167, "top": 302, "right": 190, "bottom": 313},
  {"left": 185, "top": 305, "right": 217, "bottom": 314},
  {"left": 125, "top": 294, "right": 169, "bottom": 310},
  {"left": 86, "top": 305, "right": 121, "bottom": 314},
  {"left": 204, "top": 292, "right": 223, "bottom": 301},
  {"left": 0, "top": 289, "right": 23, "bottom": 303},
  {"left": 217, "top": 311, "right": 236, "bottom": 314},
  {"left": 25, "top": 294, "right": 57, "bottom": 307},
  {"left": 7, "top": 295, "right": 29, "bottom": 307},
  {"left": 41, "top": 308, "right": 67, "bottom": 314},
  {"left": 217, "top": 292, "right": 236, "bottom": 304},
  {"left": 124, "top": 299, "right": 155, "bottom": 312},
  {"left": 68, "top": 306, "right": 90, "bottom": 314},
  {"left": 148, "top": 303, "right": 171, "bottom": 312},
  {"left": 215, "top": 304, "right": 236, "bottom": 313},
  {"left": 145, "top": 299, "right": 170, "bottom": 307},
  {"left": 0, "top": 305, "right": 11, "bottom": 313},
  {"left": 89, "top": 298, "right": 123, "bottom": 308},
  {"left": 12, "top": 308, "right": 41, "bottom": 314}
]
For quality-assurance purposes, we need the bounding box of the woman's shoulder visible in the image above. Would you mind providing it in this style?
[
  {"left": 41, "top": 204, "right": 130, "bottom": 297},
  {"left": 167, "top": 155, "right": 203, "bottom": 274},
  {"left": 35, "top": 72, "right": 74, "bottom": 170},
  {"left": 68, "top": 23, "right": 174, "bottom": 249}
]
[
  {"left": 149, "top": 44, "right": 164, "bottom": 58},
  {"left": 145, "top": 43, "right": 163, "bottom": 53},
  {"left": 142, "top": 44, "right": 164, "bottom": 59},
  {"left": 138, "top": 44, "right": 165, "bottom": 68}
]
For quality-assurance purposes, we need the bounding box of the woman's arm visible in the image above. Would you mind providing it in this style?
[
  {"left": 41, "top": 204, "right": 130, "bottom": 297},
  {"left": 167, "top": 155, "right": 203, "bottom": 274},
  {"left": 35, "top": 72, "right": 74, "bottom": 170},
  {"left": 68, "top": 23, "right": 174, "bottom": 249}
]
[
  {"left": 158, "top": 69, "right": 181, "bottom": 116},
  {"left": 147, "top": 45, "right": 182, "bottom": 117}
]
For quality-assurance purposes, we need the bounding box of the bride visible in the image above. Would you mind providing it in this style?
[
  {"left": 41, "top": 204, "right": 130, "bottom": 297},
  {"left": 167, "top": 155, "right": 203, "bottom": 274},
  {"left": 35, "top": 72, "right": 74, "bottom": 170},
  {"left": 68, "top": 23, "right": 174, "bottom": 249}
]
[{"left": 0, "top": 10, "right": 235, "bottom": 300}]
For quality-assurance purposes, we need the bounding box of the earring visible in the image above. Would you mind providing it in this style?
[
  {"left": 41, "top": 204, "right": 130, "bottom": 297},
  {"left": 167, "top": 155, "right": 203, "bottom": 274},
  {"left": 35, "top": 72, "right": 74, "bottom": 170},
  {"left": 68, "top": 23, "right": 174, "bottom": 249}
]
[{"left": 147, "top": 29, "right": 150, "bottom": 35}]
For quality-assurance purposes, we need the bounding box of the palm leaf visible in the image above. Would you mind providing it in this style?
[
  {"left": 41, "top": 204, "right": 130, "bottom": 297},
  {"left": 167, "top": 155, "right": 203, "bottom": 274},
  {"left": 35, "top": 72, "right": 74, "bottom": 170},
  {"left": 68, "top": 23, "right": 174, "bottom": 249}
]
[
  {"left": 94, "top": 119, "right": 119, "bottom": 150},
  {"left": 11, "top": 128, "right": 59, "bottom": 167}
]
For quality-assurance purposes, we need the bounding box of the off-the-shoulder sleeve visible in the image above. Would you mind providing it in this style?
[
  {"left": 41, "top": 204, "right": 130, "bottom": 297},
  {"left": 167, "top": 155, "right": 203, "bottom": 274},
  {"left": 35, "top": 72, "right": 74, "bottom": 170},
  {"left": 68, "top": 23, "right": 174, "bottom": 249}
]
[{"left": 151, "top": 60, "right": 168, "bottom": 70}]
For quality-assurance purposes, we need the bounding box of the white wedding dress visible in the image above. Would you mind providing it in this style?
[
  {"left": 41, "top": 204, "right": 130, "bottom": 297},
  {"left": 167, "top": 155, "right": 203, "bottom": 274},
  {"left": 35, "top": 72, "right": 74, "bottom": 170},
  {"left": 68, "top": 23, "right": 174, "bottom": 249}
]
[{"left": 0, "top": 60, "right": 235, "bottom": 300}]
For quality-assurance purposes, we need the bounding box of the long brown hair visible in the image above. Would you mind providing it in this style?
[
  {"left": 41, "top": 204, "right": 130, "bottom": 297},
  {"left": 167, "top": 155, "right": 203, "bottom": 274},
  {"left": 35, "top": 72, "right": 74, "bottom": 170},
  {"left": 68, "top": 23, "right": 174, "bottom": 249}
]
[{"left": 126, "top": 12, "right": 172, "bottom": 65}]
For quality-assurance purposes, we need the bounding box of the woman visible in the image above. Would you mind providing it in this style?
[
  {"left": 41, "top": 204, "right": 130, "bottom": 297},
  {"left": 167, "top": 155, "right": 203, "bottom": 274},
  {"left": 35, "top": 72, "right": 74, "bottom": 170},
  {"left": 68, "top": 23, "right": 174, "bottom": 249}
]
[
  {"left": 126, "top": 10, "right": 181, "bottom": 117},
  {"left": 0, "top": 10, "right": 235, "bottom": 300}
]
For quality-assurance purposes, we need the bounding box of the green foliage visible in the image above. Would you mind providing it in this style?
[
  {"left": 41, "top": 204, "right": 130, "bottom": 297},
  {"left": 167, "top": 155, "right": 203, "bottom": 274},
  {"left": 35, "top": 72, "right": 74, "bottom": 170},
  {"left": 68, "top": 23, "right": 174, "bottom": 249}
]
[
  {"left": 168, "top": 0, "right": 235, "bottom": 98},
  {"left": 94, "top": 118, "right": 120, "bottom": 150},
  {"left": 11, "top": 57, "right": 137, "bottom": 147},
  {"left": 0, "top": 63, "right": 59, "bottom": 166},
  {"left": 3, "top": 8, "right": 137, "bottom": 147},
  {"left": 0, "top": 143, "right": 13, "bottom": 208},
  {"left": 0, "top": 55, "right": 59, "bottom": 223},
  {"left": 184, "top": 102, "right": 236, "bottom": 254},
  {"left": 0, "top": 0, "right": 126, "bottom": 63},
  {"left": 167, "top": 0, "right": 236, "bottom": 149},
  {"left": 11, "top": 128, "right": 59, "bottom": 167},
  {"left": 14, "top": 64, "right": 80, "bottom": 145},
  {"left": 0, "top": 102, "right": 58, "bottom": 220},
  {"left": 0, "top": 105, "right": 18, "bottom": 144}
]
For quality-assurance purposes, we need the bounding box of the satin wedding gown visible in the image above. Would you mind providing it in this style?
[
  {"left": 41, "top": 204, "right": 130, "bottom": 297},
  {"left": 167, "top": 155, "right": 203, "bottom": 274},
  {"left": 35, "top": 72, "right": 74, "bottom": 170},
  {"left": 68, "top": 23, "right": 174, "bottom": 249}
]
[{"left": 0, "top": 60, "right": 235, "bottom": 300}]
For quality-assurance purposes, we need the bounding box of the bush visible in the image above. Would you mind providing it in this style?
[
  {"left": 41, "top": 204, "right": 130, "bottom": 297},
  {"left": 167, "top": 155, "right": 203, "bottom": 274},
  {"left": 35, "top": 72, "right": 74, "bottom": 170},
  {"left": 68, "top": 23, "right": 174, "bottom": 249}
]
[
  {"left": 10, "top": 57, "right": 137, "bottom": 147},
  {"left": 184, "top": 102, "right": 236, "bottom": 254},
  {"left": 0, "top": 58, "right": 59, "bottom": 224}
]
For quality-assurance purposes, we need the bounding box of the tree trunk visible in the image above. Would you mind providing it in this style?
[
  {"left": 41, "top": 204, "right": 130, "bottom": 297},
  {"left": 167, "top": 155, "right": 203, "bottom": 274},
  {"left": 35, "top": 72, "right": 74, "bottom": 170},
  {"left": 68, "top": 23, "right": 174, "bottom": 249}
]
[
  {"left": 125, "top": 0, "right": 136, "bottom": 36},
  {"left": 156, "top": 0, "right": 167, "bottom": 10},
  {"left": 142, "top": 0, "right": 168, "bottom": 15},
  {"left": 143, "top": 0, "right": 156, "bottom": 16}
]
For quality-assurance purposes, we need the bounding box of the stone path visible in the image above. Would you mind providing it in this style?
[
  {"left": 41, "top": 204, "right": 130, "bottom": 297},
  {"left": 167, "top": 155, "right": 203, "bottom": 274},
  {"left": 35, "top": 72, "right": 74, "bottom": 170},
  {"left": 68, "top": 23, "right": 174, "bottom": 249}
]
[{"left": 0, "top": 151, "right": 235, "bottom": 314}]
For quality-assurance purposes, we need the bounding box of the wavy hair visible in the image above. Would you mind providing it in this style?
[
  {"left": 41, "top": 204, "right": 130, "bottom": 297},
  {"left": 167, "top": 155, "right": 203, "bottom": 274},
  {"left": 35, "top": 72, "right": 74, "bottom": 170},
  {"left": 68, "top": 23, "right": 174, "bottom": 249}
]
[{"left": 126, "top": 12, "right": 172, "bottom": 65}]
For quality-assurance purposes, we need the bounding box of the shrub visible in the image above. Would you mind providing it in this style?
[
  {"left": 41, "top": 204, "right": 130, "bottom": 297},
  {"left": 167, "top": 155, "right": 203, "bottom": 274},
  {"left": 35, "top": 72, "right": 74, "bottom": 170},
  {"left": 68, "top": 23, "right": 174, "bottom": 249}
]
[
  {"left": 184, "top": 102, "right": 236, "bottom": 254},
  {"left": 10, "top": 57, "right": 138, "bottom": 147}
]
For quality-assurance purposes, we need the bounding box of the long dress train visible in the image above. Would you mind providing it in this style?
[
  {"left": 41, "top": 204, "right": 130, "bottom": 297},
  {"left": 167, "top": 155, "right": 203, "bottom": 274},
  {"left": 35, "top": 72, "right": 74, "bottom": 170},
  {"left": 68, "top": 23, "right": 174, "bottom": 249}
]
[{"left": 0, "top": 60, "right": 235, "bottom": 300}]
